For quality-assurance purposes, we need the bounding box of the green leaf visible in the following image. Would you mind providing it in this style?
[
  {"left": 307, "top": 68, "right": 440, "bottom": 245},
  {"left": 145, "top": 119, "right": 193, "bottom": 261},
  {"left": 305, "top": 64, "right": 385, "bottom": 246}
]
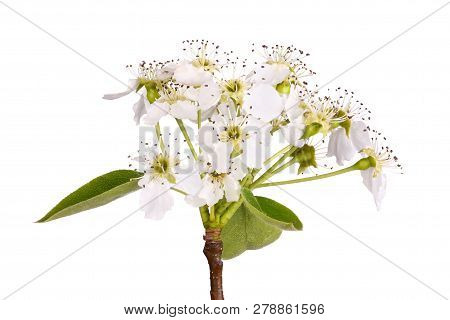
[
  {"left": 221, "top": 204, "right": 282, "bottom": 260},
  {"left": 37, "top": 170, "right": 143, "bottom": 223},
  {"left": 241, "top": 188, "right": 302, "bottom": 231},
  {"left": 255, "top": 196, "right": 303, "bottom": 231}
]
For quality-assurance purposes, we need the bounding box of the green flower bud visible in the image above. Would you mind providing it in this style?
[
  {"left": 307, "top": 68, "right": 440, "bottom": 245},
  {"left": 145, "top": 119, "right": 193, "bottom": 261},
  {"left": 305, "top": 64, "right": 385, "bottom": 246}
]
[
  {"left": 293, "top": 144, "right": 318, "bottom": 174},
  {"left": 276, "top": 80, "right": 291, "bottom": 94},
  {"left": 301, "top": 122, "right": 322, "bottom": 139}
]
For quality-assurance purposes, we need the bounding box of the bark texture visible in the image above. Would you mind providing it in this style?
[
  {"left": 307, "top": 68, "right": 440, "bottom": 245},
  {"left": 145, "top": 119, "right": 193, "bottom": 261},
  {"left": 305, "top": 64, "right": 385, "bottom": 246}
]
[{"left": 203, "top": 228, "right": 224, "bottom": 300}]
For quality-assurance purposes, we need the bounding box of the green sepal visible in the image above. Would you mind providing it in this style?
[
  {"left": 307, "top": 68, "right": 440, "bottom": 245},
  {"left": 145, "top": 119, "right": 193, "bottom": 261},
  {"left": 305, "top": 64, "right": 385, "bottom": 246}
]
[
  {"left": 293, "top": 144, "right": 318, "bottom": 174},
  {"left": 301, "top": 122, "right": 322, "bottom": 139},
  {"left": 334, "top": 109, "right": 351, "bottom": 136},
  {"left": 37, "top": 170, "right": 143, "bottom": 223},
  {"left": 353, "top": 156, "right": 377, "bottom": 170},
  {"left": 145, "top": 82, "right": 160, "bottom": 103},
  {"left": 276, "top": 80, "right": 291, "bottom": 94},
  {"left": 136, "top": 82, "right": 145, "bottom": 93},
  {"left": 340, "top": 118, "right": 352, "bottom": 136}
]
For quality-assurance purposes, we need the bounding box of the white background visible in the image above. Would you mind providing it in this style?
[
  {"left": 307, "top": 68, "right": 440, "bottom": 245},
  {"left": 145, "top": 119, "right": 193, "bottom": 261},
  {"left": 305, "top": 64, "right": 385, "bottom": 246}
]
[{"left": 0, "top": 0, "right": 449, "bottom": 319}]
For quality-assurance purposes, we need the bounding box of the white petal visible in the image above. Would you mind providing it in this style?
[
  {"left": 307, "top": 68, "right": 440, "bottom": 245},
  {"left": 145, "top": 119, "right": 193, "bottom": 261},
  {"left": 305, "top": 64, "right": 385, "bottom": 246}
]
[
  {"left": 242, "top": 132, "right": 264, "bottom": 169},
  {"left": 169, "top": 100, "right": 198, "bottom": 120},
  {"left": 200, "top": 104, "right": 219, "bottom": 121},
  {"left": 103, "top": 79, "right": 138, "bottom": 100},
  {"left": 198, "top": 124, "right": 218, "bottom": 152},
  {"left": 243, "top": 84, "right": 284, "bottom": 122},
  {"left": 174, "top": 61, "right": 212, "bottom": 86},
  {"left": 185, "top": 194, "right": 206, "bottom": 207},
  {"left": 156, "top": 62, "right": 177, "bottom": 80},
  {"left": 327, "top": 128, "right": 356, "bottom": 166},
  {"left": 361, "top": 168, "right": 387, "bottom": 210},
  {"left": 242, "top": 116, "right": 270, "bottom": 168},
  {"left": 138, "top": 173, "right": 151, "bottom": 188},
  {"left": 132, "top": 95, "right": 146, "bottom": 125},
  {"left": 185, "top": 80, "right": 221, "bottom": 111},
  {"left": 284, "top": 88, "right": 304, "bottom": 122},
  {"left": 214, "top": 141, "right": 233, "bottom": 173},
  {"left": 223, "top": 175, "right": 240, "bottom": 202},
  {"left": 216, "top": 102, "right": 237, "bottom": 122},
  {"left": 250, "top": 63, "right": 290, "bottom": 85},
  {"left": 198, "top": 177, "right": 223, "bottom": 207},
  {"left": 350, "top": 121, "right": 371, "bottom": 151},
  {"left": 141, "top": 99, "right": 169, "bottom": 125},
  {"left": 175, "top": 173, "right": 203, "bottom": 195},
  {"left": 230, "top": 157, "right": 247, "bottom": 180},
  {"left": 281, "top": 118, "right": 305, "bottom": 148},
  {"left": 140, "top": 181, "right": 173, "bottom": 220}
]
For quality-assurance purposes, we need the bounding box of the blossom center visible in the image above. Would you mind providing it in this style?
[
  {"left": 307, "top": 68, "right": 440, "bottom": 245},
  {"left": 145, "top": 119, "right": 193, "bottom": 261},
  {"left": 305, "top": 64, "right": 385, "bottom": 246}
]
[
  {"left": 222, "top": 79, "right": 247, "bottom": 106},
  {"left": 219, "top": 125, "right": 243, "bottom": 144},
  {"left": 303, "top": 108, "right": 334, "bottom": 136},
  {"left": 160, "top": 88, "right": 190, "bottom": 105},
  {"left": 192, "top": 58, "right": 216, "bottom": 72},
  {"left": 151, "top": 154, "right": 177, "bottom": 183},
  {"left": 211, "top": 172, "right": 227, "bottom": 180}
]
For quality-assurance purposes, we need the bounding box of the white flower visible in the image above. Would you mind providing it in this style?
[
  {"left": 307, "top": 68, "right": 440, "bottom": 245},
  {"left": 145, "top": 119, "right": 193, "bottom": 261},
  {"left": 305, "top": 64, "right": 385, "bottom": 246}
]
[
  {"left": 325, "top": 89, "right": 373, "bottom": 165},
  {"left": 103, "top": 62, "right": 173, "bottom": 124},
  {"left": 142, "top": 80, "right": 220, "bottom": 124},
  {"left": 199, "top": 104, "right": 267, "bottom": 170},
  {"left": 248, "top": 44, "right": 313, "bottom": 86},
  {"left": 174, "top": 61, "right": 212, "bottom": 86},
  {"left": 281, "top": 93, "right": 323, "bottom": 148},
  {"left": 327, "top": 121, "right": 371, "bottom": 165},
  {"left": 242, "top": 83, "right": 284, "bottom": 122},
  {"left": 359, "top": 136, "right": 402, "bottom": 210},
  {"left": 187, "top": 155, "right": 247, "bottom": 207},
  {"left": 136, "top": 148, "right": 201, "bottom": 219},
  {"left": 220, "top": 78, "right": 249, "bottom": 107},
  {"left": 173, "top": 40, "right": 219, "bottom": 86}
]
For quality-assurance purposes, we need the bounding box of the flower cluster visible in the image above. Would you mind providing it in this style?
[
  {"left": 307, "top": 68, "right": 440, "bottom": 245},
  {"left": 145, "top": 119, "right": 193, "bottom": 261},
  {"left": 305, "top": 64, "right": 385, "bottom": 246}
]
[{"left": 104, "top": 40, "right": 402, "bottom": 220}]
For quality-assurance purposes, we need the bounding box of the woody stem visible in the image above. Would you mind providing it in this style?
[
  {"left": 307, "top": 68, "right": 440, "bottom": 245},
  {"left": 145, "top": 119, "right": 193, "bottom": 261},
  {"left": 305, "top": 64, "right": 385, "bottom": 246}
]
[{"left": 203, "top": 228, "right": 224, "bottom": 300}]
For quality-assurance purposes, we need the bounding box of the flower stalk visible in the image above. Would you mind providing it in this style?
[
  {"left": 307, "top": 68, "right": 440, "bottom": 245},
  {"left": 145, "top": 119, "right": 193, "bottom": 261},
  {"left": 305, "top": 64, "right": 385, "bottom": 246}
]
[
  {"left": 176, "top": 119, "right": 198, "bottom": 161},
  {"left": 250, "top": 146, "right": 297, "bottom": 187},
  {"left": 155, "top": 122, "right": 165, "bottom": 152},
  {"left": 253, "top": 157, "right": 375, "bottom": 189}
]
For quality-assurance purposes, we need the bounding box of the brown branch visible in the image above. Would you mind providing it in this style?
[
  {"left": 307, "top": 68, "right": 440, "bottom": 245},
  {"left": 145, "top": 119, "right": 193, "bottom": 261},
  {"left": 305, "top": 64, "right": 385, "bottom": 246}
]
[{"left": 203, "top": 228, "right": 224, "bottom": 300}]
